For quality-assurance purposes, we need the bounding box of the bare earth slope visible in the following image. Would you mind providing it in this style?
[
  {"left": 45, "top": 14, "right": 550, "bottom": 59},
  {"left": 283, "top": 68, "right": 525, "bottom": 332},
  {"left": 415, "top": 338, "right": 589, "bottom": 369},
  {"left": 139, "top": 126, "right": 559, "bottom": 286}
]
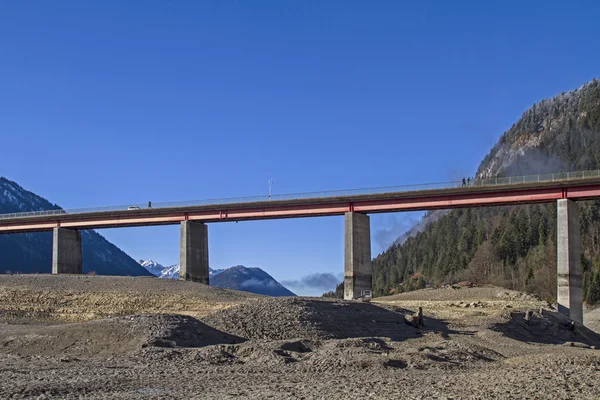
[
  {"left": 0, "top": 274, "right": 258, "bottom": 323},
  {"left": 0, "top": 277, "right": 599, "bottom": 399}
]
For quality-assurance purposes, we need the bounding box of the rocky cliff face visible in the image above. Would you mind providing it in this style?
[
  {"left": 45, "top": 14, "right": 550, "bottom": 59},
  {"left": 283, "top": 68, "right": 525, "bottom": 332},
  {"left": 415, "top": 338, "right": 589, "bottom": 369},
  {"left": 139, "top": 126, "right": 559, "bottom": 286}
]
[
  {"left": 478, "top": 80, "right": 600, "bottom": 179},
  {"left": 0, "top": 177, "right": 152, "bottom": 276}
]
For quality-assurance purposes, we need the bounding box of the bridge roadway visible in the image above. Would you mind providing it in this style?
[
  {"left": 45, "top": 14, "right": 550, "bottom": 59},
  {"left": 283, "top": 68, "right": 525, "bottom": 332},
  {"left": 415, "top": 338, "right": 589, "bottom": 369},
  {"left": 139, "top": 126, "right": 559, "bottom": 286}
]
[
  {"left": 0, "top": 174, "right": 595, "bottom": 325},
  {"left": 1, "top": 177, "right": 600, "bottom": 233}
]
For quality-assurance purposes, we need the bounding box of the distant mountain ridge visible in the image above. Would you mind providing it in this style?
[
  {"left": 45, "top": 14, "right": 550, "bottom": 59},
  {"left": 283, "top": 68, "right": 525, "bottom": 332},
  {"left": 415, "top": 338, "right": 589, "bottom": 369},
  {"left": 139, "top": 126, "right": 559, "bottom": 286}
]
[
  {"left": 212, "top": 266, "right": 296, "bottom": 296},
  {"left": 139, "top": 260, "right": 295, "bottom": 297},
  {"left": 0, "top": 177, "right": 152, "bottom": 276}
]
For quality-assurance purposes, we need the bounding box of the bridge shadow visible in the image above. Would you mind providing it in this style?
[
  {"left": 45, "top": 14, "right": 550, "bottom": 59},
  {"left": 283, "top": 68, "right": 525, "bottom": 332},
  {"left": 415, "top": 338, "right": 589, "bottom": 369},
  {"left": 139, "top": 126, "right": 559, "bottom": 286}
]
[{"left": 489, "top": 310, "right": 600, "bottom": 346}]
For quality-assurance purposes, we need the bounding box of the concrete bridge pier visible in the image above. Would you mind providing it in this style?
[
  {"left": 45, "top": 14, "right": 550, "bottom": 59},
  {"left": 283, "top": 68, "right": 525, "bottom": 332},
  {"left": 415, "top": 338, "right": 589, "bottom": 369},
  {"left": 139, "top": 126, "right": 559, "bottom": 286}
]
[
  {"left": 179, "top": 221, "right": 209, "bottom": 284},
  {"left": 557, "top": 199, "right": 583, "bottom": 324},
  {"left": 344, "top": 212, "right": 372, "bottom": 300},
  {"left": 52, "top": 227, "right": 82, "bottom": 274}
]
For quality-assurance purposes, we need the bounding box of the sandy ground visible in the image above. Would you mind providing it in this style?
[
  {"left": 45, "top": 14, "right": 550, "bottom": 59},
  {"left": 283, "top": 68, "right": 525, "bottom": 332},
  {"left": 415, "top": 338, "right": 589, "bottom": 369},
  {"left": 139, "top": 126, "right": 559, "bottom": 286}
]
[
  {"left": 0, "top": 276, "right": 599, "bottom": 399},
  {"left": 0, "top": 274, "right": 257, "bottom": 322},
  {"left": 585, "top": 307, "right": 600, "bottom": 332}
]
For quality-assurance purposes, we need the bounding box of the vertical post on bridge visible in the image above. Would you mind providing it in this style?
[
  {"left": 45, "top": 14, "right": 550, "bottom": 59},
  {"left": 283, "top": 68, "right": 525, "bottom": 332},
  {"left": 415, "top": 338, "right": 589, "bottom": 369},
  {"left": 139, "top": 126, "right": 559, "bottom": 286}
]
[
  {"left": 179, "top": 221, "right": 209, "bottom": 284},
  {"left": 52, "top": 228, "right": 82, "bottom": 274},
  {"left": 344, "top": 212, "right": 372, "bottom": 300},
  {"left": 556, "top": 199, "right": 583, "bottom": 324}
]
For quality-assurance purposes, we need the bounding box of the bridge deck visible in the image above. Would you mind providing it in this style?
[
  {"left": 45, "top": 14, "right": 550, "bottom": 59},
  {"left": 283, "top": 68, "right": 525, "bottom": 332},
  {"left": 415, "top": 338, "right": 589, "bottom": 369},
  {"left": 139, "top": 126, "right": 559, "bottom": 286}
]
[{"left": 2, "top": 175, "right": 600, "bottom": 233}]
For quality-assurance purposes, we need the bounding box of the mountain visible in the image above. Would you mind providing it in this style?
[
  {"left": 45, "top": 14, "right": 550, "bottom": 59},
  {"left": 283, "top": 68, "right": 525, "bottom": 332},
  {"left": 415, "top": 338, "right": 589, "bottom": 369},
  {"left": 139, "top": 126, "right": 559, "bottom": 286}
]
[
  {"left": 139, "top": 260, "right": 224, "bottom": 280},
  {"left": 0, "top": 177, "right": 153, "bottom": 276},
  {"left": 139, "top": 260, "right": 295, "bottom": 297},
  {"left": 211, "top": 266, "right": 296, "bottom": 296},
  {"left": 372, "top": 78, "right": 600, "bottom": 304},
  {"left": 139, "top": 260, "right": 180, "bottom": 279}
]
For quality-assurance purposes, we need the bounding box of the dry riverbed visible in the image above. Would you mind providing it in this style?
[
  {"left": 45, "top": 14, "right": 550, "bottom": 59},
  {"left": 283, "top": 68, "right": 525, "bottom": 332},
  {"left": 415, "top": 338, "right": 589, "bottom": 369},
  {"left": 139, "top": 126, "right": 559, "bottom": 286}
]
[{"left": 0, "top": 275, "right": 598, "bottom": 399}]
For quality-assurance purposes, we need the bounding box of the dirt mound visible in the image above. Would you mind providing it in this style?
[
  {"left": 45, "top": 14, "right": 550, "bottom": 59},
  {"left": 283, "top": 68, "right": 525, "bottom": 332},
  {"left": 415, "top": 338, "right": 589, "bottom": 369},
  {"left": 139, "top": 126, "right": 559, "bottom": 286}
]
[
  {"left": 202, "top": 297, "right": 420, "bottom": 341},
  {"left": 0, "top": 314, "right": 243, "bottom": 358}
]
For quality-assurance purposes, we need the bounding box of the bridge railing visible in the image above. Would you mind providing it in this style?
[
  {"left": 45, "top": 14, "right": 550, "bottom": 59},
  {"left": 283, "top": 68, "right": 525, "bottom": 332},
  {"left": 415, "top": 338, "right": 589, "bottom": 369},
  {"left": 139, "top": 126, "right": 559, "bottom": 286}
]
[{"left": 2, "top": 169, "right": 600, "bottom": 220}]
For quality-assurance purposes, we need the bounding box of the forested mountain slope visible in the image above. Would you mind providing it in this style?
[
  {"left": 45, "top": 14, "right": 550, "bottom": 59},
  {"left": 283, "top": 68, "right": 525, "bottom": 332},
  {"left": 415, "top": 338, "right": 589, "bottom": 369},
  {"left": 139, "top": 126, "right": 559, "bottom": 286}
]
[{"left": 372, "top": 79, "right": 600, "bottom": 303}]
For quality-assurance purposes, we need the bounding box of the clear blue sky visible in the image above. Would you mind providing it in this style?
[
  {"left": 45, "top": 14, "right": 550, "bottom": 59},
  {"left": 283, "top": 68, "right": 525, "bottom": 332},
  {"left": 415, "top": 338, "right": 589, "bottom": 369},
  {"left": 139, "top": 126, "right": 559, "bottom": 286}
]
[{"left": 1, "top": 1, "right": 599, "bottom": 295}]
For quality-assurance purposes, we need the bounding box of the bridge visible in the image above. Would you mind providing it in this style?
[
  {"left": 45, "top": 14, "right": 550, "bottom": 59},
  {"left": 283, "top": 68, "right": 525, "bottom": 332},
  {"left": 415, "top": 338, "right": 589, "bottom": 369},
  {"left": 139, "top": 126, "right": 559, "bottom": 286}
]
[{"left": 2, "top": 170, "right": 599, "bottom": 324}]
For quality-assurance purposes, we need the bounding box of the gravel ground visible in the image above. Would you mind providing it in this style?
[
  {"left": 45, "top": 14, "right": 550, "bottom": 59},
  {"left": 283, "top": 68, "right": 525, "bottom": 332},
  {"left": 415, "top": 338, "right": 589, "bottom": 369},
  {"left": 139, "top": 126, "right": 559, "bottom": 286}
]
[{"left": 0, "top": 277, "right": 599, "bottom": 399}]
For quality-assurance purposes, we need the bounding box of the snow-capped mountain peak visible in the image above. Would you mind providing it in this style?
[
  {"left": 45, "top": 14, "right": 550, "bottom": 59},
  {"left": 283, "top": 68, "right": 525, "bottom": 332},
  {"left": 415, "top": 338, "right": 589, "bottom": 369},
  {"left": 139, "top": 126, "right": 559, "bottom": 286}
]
[
  {"left": 138, "top": 260, "right": 294, "bottom": 296},
  {"left": 139, "top": 260, "right": 224, "bottom": 280},
  {"left": 139, "top": 259, "right": 170, "bottom": 277}
]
